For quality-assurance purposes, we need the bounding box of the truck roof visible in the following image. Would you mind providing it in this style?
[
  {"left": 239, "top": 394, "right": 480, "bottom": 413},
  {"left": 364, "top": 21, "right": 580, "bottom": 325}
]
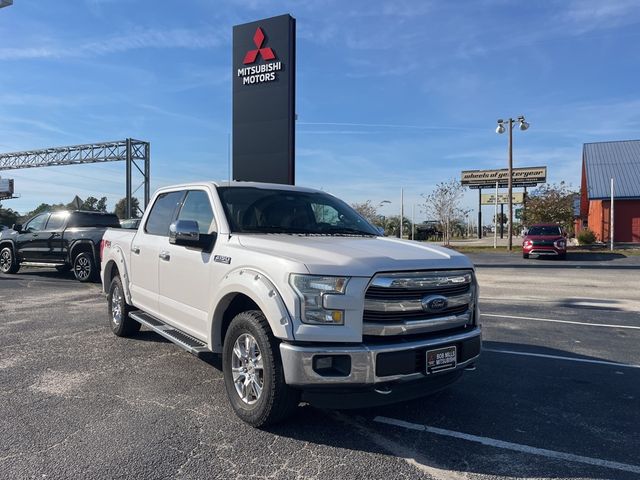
[{"left": 157, "top": 181, "right": 324, "bottom": 195}]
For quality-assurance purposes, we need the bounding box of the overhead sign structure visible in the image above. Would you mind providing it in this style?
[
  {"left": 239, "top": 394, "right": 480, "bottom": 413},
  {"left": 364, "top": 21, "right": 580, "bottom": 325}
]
[
  {"left": 461, "top": 166, "right": 547, "bottom": 189},
  {"left": 232, "top": 14, "right": 296, "bottom": 185},
  {"left": 481, "top": 193, "right": 524, "bottom": 205}
]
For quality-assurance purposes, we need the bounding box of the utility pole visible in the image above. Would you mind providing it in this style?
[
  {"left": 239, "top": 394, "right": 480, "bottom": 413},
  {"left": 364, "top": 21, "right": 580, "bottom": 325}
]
[{"left": 400, "top": 187, "right": 404, "bottom": 239}]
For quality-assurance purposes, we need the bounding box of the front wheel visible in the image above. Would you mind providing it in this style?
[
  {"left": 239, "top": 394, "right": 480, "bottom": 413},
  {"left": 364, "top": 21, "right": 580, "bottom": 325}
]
[
  {"left": 223, "top": 310, "right": 299, "bottom": 427},
  {"left": 0, "top": 246, "right": 20, "bottom": 274},
  {"left": 522, "top": 253, "right": 529, "bottom": 259},
  {"left": 107, "top": 275, "right": 140, "bottom": 337},
  {"left": 73, "top": 252, "right": 96, "bottom": 282}
]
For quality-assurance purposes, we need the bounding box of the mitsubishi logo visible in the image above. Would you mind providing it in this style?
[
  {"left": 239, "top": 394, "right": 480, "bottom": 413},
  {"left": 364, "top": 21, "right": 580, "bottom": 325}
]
[{"left": 243, "top": 27, "right": 276, "bottom": 64}]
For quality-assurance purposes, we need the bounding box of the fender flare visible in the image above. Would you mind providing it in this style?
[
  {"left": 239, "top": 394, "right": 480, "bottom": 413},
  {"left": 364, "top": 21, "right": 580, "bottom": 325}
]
[
  {"left": 102, "top": 245, "right": 133, "bottom": 302},
  {"left": 210, "top": 268, "right": 294, "bottom": 352},
  {"left": 0, "top": 239, "right": 16, "bottom": 259},
  {"left": 69, "top": 239, "right": 98, "bottom": 265}
]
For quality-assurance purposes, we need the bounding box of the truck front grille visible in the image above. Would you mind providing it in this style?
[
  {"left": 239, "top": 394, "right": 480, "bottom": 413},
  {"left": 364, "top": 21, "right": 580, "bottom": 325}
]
[{"left": 363, "top": 270, "right": 475, "bottom": 337}]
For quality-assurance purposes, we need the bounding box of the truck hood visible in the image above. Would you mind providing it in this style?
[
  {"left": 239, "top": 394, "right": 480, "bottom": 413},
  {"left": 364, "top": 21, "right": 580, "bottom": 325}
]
[{"left": 236, "top": 234, "right": 474, "bottom": 276}]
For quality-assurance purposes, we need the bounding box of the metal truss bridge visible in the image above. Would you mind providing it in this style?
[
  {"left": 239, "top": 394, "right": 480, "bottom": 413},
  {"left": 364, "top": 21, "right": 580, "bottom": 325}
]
[{"left": 0, "top": 139, "right": 150, "bottom": 218}]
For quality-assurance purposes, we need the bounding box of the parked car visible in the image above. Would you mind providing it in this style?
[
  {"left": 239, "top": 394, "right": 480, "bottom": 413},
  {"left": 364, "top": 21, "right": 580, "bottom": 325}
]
[
  {"left": 101, "top": 182, "right": 481, "bottom": 427},
  {"left": 0, "top": 210, "right": 120, "bottom": 281},
  {"left": 522, "top": 223, "right": 567, "bottom": 259},
  {"left": 120, "top": 218, "right": 141, "bottom": 229}
]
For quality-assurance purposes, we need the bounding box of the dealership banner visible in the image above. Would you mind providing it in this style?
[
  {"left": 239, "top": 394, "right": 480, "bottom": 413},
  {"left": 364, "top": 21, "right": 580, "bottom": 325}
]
[
  {"left": 480, "top": 193, "right": 525, "bottom": 205},
  {"left": 232, "top": 14, "right": 296, "bottom": 185},
  {"left": 461, "top": 166, "right": 547, "bottom": 188}
]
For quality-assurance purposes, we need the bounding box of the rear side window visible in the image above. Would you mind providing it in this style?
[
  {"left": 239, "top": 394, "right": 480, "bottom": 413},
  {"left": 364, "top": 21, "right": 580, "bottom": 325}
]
[
  {"left": 145, "top": 191, "right": 185, "bottom": 236},
  {"left": 177, "top": 190, "right": 215, "bottom": 234},
  {"left": 68, "top": 213, "right": 121, "bottom": 228},
  {"left": 45, "top": 212, "right": 69, "bottom": 230}
]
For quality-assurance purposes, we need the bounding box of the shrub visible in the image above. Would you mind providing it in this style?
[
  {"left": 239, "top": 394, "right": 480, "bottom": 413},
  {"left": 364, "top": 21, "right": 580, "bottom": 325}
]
[{"left": 577, "top": 229, "right": 596, "bottom": 245}]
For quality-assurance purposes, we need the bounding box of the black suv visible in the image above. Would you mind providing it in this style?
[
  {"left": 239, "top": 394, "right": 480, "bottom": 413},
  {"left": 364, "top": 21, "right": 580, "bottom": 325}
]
[{"left": 0, "top": 210, "right": 120, "bottom": 282}]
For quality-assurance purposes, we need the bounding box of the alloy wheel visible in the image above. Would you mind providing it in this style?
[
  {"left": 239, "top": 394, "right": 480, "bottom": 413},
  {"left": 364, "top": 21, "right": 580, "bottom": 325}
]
[{"left": 231, "top": 333, "right": 264, "bottom": 405}]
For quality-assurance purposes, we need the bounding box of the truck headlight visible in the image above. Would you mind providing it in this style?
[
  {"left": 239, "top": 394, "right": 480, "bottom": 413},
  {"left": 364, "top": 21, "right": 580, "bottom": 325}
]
[{"left": 290, "top": 274, "right": 349, "bottom": 325}]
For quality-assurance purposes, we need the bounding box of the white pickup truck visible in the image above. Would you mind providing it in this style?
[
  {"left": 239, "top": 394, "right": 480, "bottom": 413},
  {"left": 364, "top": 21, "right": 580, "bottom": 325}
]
[{"left": 101, "top": 182, "right": 481, "bottom": 426}]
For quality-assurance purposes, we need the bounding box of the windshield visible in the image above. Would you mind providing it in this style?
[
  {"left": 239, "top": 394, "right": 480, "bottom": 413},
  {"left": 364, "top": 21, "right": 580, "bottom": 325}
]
[
  {"left": 217, "top": 187, "right": 379, "bottom": 236},
  {"left": 527, "top": 225, "right": 562, "bottom": 236}
]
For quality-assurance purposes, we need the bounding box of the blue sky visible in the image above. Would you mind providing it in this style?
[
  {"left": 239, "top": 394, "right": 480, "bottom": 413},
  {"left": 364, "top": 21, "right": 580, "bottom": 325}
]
[{"left": 1, "top": 0, "right": 639, "bottom": 222}]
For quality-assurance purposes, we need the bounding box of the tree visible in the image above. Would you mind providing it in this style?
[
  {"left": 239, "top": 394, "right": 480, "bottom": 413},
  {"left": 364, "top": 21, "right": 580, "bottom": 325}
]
[
  {"left": 351, "top": 200, "right": 379, "bottom": 225},
  {"left": 421, "top": 178, "right": 465, "bottom": 245},
  {"left": 383, "top": 215, "right": 411, "bottom": 238},
  {"left": 0, "top": 203, "right": 19, "bottom": 227},
  {"left": 23, "top": 202, "right": 66, "bottom": 220},
  {"left": 494, "top": 213, "right": 507, "bottom": 228},
  {"left": 114, "top": 197, "right": 141, "bottom": 219},
  {"left": 521, "top": 182, "right": 577, "bottom": 234},
  {"left": 81, "top": 196, "right": 108, "bottom": 212}
]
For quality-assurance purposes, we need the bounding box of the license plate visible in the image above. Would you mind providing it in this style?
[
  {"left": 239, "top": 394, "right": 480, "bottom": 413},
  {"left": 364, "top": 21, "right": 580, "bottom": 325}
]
[{"left": 426, "top": 346, "right": 457, "bottom": 374}]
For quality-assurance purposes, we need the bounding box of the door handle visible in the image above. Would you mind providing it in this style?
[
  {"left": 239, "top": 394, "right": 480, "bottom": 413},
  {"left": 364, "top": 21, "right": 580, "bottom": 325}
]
[
  {"left": 132, "top": 246, "right": 141, "bottom": 255},
  {"left": 52, "top": 233, "right": 61, "bottom": 238},
  {"left": 159, "top": 251, "right": 170, "bottom": 261},
  {"left": 32, "top": 233, "right": 39, "bottom": 237}
]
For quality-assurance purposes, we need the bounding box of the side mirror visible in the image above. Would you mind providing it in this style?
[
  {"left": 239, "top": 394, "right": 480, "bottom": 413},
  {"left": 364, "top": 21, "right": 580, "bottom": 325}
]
[
  {"left": 169, "top": 220, "right": 200, "bottom": 247},
  {"left": 12, "top": 223, "right": 22, "bottom": 233}
]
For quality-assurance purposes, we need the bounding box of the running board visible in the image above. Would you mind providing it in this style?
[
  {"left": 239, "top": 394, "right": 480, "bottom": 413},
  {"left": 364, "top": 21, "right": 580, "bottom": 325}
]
[
  {"left": 129, "top": 311, "right": 210, "bottom": 356},
  {"left": 22, "top": 261, "right": 66, "bottom": 267}
]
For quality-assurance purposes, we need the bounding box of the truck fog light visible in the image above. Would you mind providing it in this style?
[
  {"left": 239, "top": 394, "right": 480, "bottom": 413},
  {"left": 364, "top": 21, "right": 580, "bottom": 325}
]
[{"left": 312, "top": 355, "right": 351, "bottom": 377}]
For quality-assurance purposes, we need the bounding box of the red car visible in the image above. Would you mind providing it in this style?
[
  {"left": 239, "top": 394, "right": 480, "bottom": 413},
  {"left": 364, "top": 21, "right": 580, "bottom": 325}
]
[{"left": 522, "top": 223, "right": 567, "bottom": 259}]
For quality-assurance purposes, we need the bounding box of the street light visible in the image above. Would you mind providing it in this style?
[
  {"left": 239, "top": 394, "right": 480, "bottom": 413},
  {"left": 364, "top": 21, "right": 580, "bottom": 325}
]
[{"left": 496, "top": 115, "right": 529, "bottom": 251}]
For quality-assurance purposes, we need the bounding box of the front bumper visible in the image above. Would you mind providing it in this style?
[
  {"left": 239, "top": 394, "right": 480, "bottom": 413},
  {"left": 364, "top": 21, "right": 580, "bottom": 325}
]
[{"left": 279, "top": 326, "right": 481, "bottom": 387}]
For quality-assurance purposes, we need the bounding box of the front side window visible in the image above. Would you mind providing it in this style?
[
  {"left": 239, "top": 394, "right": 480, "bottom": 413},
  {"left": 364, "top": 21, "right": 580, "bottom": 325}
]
[
  {"left": 177, "top": 190, "right": 215, "bottom": 234},
  {"left": 217, "top": 187, "right": 378, "bottom": 236},
  {"left": 145, "top": 191, "right": 185, "bottom": 236},
  {"left": 24, "top": 213, "right": 49, "bottom": 232}
]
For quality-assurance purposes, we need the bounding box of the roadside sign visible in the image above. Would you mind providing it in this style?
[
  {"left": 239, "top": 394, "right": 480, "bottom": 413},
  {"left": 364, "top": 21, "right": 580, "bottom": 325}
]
[
  {"left": 481, "top": 193, "right": 524, "bottom": 205},
  {"left": 515, "top": 208, "right": 523, "bottom": 219},
  {"left": 461, "top": 166, "right": 547, "bottom": 187}
]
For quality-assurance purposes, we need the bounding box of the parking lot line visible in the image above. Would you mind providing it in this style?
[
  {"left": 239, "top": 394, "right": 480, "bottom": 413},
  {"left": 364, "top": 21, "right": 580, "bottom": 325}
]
[
  {"left": 373, "top": 416, "right": 640, "bottom": 475},
  {"left": 483, "top": 348, "right": 640, "bottom": 369},
  {"left": 482, "top": 312, "right": 640, "bottom": 330}
]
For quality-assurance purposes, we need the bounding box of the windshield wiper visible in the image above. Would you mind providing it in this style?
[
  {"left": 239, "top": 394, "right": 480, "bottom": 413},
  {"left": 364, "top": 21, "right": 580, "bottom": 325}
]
[{"left": 323, "top": 226, "right": 376, "bottom": 236}]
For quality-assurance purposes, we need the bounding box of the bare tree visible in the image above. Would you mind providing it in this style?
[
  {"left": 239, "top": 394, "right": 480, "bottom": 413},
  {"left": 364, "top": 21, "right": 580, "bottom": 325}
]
[
  {"left": 351, "top": 200, "right": 379, "bottom": 225},
  {"left": 421, "top": 178, "right": 465, "bottom": 245}
]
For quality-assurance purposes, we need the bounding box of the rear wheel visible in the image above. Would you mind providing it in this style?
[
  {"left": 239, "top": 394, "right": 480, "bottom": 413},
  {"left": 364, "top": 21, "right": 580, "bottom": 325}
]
[
  {"left": 73, "top": 252, "right": 96, "bottom": 282},
  {"left": 0, "top": 246, "right": 20, "bottom": 274},
  {"left": 223, "top": 310, "right": 299, "bottom": 427},
  {"left": 107, "top": 275, "right": 140, "bottom": 337}
]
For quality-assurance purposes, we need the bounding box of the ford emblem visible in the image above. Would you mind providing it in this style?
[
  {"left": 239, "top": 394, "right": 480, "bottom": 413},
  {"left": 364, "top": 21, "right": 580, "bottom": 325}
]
[{"left": 422, "top": 295, "right": 449, "bottom": 312}]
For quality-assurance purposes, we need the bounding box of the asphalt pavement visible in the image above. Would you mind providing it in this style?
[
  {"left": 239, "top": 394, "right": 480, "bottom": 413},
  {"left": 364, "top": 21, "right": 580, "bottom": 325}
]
[{"left": 1, "top": 257, "right": 639, "bottom": 479}]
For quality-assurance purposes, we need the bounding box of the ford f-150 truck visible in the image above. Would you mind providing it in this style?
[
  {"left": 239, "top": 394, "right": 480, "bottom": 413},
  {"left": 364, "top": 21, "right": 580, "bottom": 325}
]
[
  {"left": 100, "top": 182, "right": 481, "bottom": 427},
  {"left": 0, "top": 210, "right": 120, "bottom": 282}
]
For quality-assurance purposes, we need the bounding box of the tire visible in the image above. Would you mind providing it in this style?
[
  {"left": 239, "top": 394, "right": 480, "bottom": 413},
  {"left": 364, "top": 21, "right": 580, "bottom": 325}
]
[
  {"left": 107, "top": 275, "right": 140, "bottom": 337},
  {"left": 522, "top": 253, "right": 529, "bottom": 259},
  {"left": 0, "top": 246, "right": 20, "bottom": 274},
  {"left": 73, "top": 251, "right": 96, "bottom": 282},
  {"left": 223, "top": 310, "right": 300, "bottom": 427},
  {"left": 558, "top": 252, "right": 566, "bottom": 260}
]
